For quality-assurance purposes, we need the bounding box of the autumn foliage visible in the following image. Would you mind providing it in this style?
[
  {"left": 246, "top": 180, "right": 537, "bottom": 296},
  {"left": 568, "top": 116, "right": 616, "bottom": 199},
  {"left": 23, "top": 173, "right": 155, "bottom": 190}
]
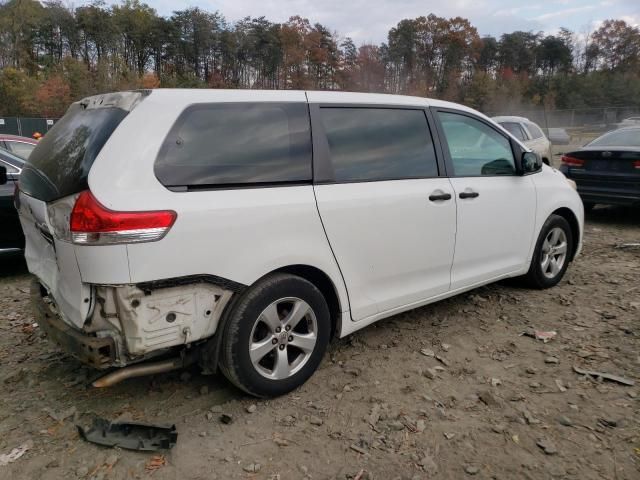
[{"left": 0, "top": 0, "right": 639, "bottom": 117}]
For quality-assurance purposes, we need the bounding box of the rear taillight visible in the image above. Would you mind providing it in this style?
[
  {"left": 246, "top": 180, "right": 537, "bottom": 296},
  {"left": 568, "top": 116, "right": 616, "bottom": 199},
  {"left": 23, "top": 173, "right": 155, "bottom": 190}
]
[
  {"left": 634, "top": 160, "right": 640, "bottom": 169},
  {"left": 70, "top": 191, "right": 176, "bottom": 245},
  {"left": 561, "top": 155, "right": 585, "bottom": 167}
]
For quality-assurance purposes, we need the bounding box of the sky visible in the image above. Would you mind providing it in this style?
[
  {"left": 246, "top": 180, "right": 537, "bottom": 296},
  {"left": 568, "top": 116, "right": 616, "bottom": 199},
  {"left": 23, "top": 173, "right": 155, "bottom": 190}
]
[{"left": 95, "top": 0, "right": 640, "bottom": 44}]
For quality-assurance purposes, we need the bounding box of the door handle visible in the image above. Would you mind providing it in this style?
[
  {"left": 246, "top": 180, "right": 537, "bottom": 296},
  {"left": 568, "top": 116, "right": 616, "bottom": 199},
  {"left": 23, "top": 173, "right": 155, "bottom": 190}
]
[
  {"left": 428, "top": 192, "right": 452, "bottom": 202},
  {"left": 459, "top": 191, "right": 479, "bottom": 199}
]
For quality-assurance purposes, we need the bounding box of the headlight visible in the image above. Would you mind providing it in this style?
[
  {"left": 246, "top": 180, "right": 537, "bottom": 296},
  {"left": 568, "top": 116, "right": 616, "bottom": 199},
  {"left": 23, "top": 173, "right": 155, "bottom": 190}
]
[{"left": 566, "top": 178, "right": 577, "bottom": 190}]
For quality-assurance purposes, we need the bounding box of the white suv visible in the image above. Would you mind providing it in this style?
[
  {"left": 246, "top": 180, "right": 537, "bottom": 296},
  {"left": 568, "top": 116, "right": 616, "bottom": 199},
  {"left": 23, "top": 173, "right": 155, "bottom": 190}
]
[{"left": 16, "top": 90, "right": 583, "bottom": 397}]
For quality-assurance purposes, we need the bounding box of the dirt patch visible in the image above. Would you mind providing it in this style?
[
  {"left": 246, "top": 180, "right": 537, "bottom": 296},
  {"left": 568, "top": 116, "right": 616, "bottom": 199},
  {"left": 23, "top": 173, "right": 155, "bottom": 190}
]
[{"left": 1, "top": 206, "right": 639, "bottom": 479}]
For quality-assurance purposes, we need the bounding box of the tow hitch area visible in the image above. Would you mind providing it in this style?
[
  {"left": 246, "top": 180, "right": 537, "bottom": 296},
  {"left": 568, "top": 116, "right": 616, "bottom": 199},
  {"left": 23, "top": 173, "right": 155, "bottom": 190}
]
[{"left": 77, "top": 418, "right": 177, "bottom": 451}]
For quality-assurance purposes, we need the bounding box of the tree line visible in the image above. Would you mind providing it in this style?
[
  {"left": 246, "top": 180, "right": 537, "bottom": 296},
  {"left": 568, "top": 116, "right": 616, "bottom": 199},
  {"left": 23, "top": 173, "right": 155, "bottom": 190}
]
[{"left": 0, "top": 0, "right": 639, "bottom": 117}]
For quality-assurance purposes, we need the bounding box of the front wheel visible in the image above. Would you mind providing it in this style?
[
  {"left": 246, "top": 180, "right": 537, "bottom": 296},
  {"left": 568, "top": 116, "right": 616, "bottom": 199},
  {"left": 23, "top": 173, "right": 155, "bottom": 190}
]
[
  {"left": 522, "top": 214, "right": 573, "bottom": 289},
  {"left": 219, "top": 273, "right": 331, "bottom": 397}
]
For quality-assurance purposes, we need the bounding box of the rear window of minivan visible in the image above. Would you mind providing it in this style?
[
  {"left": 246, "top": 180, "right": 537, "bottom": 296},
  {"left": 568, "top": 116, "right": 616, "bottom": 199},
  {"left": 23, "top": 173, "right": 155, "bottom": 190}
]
[
  {"left": 20, "top": 104, "right": 128, "bottom": 202},
  {"left": 154, "top": 103, "right": 312, "bottom": 188}
]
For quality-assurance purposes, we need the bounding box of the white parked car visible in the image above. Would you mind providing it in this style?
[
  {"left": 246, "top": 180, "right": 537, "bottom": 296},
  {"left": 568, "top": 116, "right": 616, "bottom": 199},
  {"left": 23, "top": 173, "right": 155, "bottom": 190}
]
[
  {"left": 16, "top": 90, "right": 583, "bottom": 397},
  {"left": 618, "top": 116, "right": 640, "bottom": 128},
  {"left": 493, "top": 116, "right": 553, "bottom": 165}
]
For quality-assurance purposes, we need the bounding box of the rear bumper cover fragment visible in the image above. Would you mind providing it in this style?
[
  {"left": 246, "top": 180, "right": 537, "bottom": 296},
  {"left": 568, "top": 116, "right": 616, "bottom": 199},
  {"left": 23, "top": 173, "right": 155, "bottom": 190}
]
[{"left": 31, "top": 279, "right": 116, "bottom": 369}]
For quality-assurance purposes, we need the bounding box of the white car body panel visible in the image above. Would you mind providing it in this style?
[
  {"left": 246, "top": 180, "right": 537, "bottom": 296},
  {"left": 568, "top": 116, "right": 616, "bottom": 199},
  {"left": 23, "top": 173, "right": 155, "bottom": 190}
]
[
  {"left": 448, "top": 176, "right": 536, "bottom": 289},
  {"left": 18, "top": 192, "right": 91, "bottom": 328},
  {"left": 314, "top": 179, "right": 456, "bottom": 320},
  {"left": 18, "top": 89, "right": 584, "bottom": 366}
]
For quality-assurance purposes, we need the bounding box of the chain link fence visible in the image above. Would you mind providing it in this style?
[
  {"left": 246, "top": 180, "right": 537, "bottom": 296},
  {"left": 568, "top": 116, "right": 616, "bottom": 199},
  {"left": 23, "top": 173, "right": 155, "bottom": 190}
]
[{"left": 0, "top": 116, "right": 59, "bottom": 138}]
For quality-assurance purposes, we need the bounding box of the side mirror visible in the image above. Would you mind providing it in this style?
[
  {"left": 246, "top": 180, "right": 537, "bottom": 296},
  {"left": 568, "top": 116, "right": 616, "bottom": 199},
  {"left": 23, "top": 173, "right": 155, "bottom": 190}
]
[
  {"left": 0, "top": 165, "right": 7, "bottom": 185},
  {"left": 521, "top": 151, "right": 543, "bottom": 175}
]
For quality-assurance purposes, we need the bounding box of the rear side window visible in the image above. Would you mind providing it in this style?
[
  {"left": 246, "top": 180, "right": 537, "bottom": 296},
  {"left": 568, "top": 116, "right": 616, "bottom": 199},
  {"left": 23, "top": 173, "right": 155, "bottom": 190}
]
[
  {"left": 319, "top": 108, "right": 438, "bottom": 182},
  {"left": 155, "top": 103, "right": 312, "bottom": 187},
  {"left": 526, "top": 123, "right": 544, "bottom": 139},
  {"left": 20, "top": 104, "right": 128, "bottom": 201},
  {"left": 499, "top": 122, "right": 528, "bottom": 141}
]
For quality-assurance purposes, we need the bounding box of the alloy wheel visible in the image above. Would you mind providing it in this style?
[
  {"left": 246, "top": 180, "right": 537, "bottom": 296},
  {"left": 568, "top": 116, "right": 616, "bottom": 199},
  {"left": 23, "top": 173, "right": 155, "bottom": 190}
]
[
  {"left": 540, "top": 227, "right": 568, "bottom": 279},
  {"left": 248, "top": 297, "right": 318, "bottom": 380}
]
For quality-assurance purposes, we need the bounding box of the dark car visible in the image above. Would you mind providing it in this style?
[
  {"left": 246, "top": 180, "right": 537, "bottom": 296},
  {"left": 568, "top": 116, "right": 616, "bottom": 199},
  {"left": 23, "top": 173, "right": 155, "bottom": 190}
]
[
  {"left": 559, "top": 126, "right": 640, "bottom": 211},
  {"left": 0, "top": 134, "right": 38, "bottom": 160},
  {"left": 0, "top": 148, "right": 25, "bottom": 254}
]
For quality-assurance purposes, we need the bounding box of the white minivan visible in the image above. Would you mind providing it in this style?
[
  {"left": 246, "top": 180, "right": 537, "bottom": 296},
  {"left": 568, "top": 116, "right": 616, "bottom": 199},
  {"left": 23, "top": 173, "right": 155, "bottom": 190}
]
[{"left": 14, "top": 90, "right": 583, "bottom": 397}]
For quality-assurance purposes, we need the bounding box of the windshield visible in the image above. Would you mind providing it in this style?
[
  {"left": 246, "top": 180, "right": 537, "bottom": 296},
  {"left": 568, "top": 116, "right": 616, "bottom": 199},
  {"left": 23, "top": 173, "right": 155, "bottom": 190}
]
[
  {"left": 588, "top": 129, "right": 640, "bottom": 147},
  {"left": 19, "top": 103, "right": 128, "bottom": 201}
]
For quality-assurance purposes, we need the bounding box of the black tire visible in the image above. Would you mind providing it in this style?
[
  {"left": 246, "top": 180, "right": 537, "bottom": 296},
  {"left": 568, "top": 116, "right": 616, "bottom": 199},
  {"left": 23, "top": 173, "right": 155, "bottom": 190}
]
[
  {"left": 219, "top": 273, "right": 331, "bottom": 397},
  {"left": 522, "top": 214, "right": 573, "bottom": 289},
  {"left": 583, "top": 202, "right": 595, "bottom": 213}
]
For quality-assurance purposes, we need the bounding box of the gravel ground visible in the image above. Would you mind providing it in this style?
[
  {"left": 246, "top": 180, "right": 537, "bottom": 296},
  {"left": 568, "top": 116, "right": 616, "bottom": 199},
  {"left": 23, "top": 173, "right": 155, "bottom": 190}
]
[{"left": 1, "top": 206, "right": 639, "bottom": 480}]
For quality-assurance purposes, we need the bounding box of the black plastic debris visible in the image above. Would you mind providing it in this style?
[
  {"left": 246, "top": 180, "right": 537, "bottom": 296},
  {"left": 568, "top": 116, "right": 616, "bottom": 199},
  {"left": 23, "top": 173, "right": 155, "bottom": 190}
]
[{"left": 77, "top": 418, "right": 177, "bottom": 451}]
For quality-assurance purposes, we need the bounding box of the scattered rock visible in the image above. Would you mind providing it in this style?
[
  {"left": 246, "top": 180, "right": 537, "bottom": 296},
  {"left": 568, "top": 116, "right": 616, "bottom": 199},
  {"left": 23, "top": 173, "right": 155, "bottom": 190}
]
[
  {"left": 419, "top": 454, "right": 438, "bottom": 475},
  {"left": 281, "top": 415, "right": 296, "bottom": 426},
  {"left": 556, "top": 415, "right": 573, "bottom": 427},
  {"left": 274, "top": 438, "right": 289, "bottom": 447},
  {"left": 491, "top": 377, "right": 502, "bottom": 387},
  {"left": 43, "top": 406, "right": 77, "bottom": 423},
  {"left": 387, "top": 421, "right": 405, "bottom": 431},
  {"left": 423, "top": 368, "right": 438, "bottom": 380},
  {"left": 523, "top": 409, "right": 540, "bottom": 425},
  {"left": 597, "top": 418, "right": 619, "bottom": 428},
  {"left": 478, "top": 390, "right": 499, "bottom": 408},
  {"left": 246, "top": 404, "right": 257, "bottom": 414},
  {"left": 243, "top": 463, "right": 261, "bottom": 473},
  {"left": 415, "top": 419, "right": 426, "bottom": 433},
  {"left": 219, "top": 413, "right": 234, "bottom": 424},
  {"left": 555, "top": 379, "right": 567, "bottom": 392},
  {"left": 309, "top": 415, "right": 323, "bottom": 426},
  {"left": 199, "top": 385, "right": 209, "bottom": 395},
  {"left": 492, "top": 424, "right": 506, "bottom": 433},
  {"left": 443, "top": 432, "right": 455, "bottom": 440},
  {"left": 199, "top": 431, "right": 207, "bottom": 437},
  {"left": 368, "top": 404, "right": 381, "bottom": 427},
  {"left": 545, "top": 357, "right": 559, "bottom": 364},
  {"left": 464, "top": 465, "right": 479, "bottom": 475},
  {"left": 536, "top": 438, "right": 558, "bottom": 455},
  {"left": 435, "top": 354, "right": 450, "bottom": 366},
  {"left": 420, "top": 348, "right": 435, "bottom": 357},
  {"left": 350, "top": 443, "right": 368, "bottom": 455}
]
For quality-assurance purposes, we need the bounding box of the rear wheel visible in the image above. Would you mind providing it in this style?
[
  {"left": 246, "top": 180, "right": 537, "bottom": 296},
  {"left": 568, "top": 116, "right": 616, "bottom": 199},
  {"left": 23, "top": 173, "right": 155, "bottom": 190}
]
[
  {"left": 522, "top": 214, "right": 573, "bottom": 289},
  {"left": 219, "top": 273, "right": 330, "bottom": 397}
]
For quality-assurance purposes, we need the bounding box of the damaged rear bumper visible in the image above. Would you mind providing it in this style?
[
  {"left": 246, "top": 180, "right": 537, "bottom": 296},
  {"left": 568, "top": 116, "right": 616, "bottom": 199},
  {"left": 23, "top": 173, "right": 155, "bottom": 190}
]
[
  {"left": 30, "top": 276, "right": 236, "bottom": 370},
  {"left": 31, "top": 280, "right": 116, "bottom": 368}
]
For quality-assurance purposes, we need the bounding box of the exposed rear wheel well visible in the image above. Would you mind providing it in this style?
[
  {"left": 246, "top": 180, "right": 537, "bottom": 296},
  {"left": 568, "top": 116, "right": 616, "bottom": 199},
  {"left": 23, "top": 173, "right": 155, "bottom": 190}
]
[
  {"left": 551, "top": 207, "right": 580, "bottom": 260},
  {"left": 274, "top": 265, "right": 341, "bottom": 338}
]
